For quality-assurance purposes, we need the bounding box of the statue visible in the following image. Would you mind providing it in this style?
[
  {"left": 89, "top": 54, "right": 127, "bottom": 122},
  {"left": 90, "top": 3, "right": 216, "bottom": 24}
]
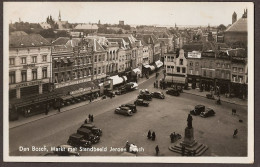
[{"left": 187, "top": 114, "right": 193, "bottom": 129}]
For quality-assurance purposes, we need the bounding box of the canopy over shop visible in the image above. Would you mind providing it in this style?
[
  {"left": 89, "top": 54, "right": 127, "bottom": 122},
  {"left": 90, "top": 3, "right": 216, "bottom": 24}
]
[
  {"left": 155, "top": 60, "right": 163, "bottom": 68},
  {"left": 109, "top": 75, "right": 127, "bottom": 86},
  {"left": 164, "top": 76, "right": 187, "bottom": 85}
]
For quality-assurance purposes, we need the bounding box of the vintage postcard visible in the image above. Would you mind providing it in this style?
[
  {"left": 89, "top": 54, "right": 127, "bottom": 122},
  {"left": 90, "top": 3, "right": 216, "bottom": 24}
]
[{"left": 3, "top": 2, "right": 254, "bottom": 163}]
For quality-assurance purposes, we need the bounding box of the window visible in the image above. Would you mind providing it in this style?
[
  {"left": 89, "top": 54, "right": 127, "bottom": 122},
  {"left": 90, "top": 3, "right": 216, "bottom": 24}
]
[
  {"left": 55, "top": 73, "right": 59, "bottom": 83},
  {"left": 180, "top": 59, "right": 183, "bottom": 65},
  {"left": 189, "top": 62, "right": 193, "bottom": 66},
  {"left": 61, "top": 72, "right": 65, "bottom": 81},
  {"left": 9, "top": 72, "right": 15, "bottom": 84},
  {"left": 209, "top": 71, "right": 212, "bottom": 77},
  {"left": 227, "top": 64, "right": 230, "bottom": 68},
  {"left": 32, "top": 69, "right": 37, "bottom": 80},
  {"left": 32, "top": 56, "right": 37, "bottom": 63},
  {"left": 232, "top": 75, "right": 237, "bottom": 82},
  {"left": 216, "top": 63, "right": 220, "bottom": 67},
  {"left": 190, "top": 70, "right": 193, "bottom": 74},
  {"left": 21, "top": 57, "right": 26, "bottom": 64},
  {"left": 98, "top": 55, "right": 101, "bottom": 62},
  {"left": 196, "top": 71, "right": 199, "bottom": 75},
  {"left": 94, "top": 55, "right": 97, "bottom": 62},
  {"left": 238, "top": 76, "right": 243, "bottom": 83},
  {"left": 182, "top": 67, "right": 186, "bottom": 73},
  {"left": 9, "top": 58, "right": 15, "bottom": 65},
  {"left": 67, "top": 71, "right": 71, "bottom": 81},
  {"left": 42, "top": 67, "right": 47, "bottom": 78},
  {"left": 195, "top": 62, "right": 199, "bottom": 66},
  {"left": 98, "top": 67, "right": 101, "bottom": 74},
  {"left": 42, "top": 55, "right": 47, "bottom": 62},
  {"left": 102, "top": 66, "right": 105, "bottom": 73},
  {"left": 177, "top": 67, "right": 180, "bottom": 73},
  {"left": 233, "top": 67, "right": 237, "bottom": 72},
  {"left": 239, "top": 68, "right": 243, "bottom": 73},
  {"left": 221, "top": 72, "right": 225, "bottom": 78},
  {"left": 226, "top": 73, "right": 230, "bottom": 79},
  {"left": 21, "top": 71, "right": 27, "bottom": 82},
  {"left": 203, "top": 70, "right": 206, "bottom": 76},
  {"left": 94, "top": 68, "right": 97, "bottom": 75}
]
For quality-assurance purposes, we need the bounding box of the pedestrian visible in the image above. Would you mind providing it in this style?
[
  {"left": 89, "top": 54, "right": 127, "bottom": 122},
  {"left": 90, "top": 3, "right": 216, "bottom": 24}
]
[
  {"left": 88, "top": 114, "right": 91, "bottom": 121},
  {"left": 170, "top": 133, "right": 174, "bottom": 143},
  {"left": 233, "top": 129, "right": 238, "bottom": 138},
  {"left": 57, "top": 103, "right": 61, "bottom": 112},
  {"left": 90, "top": 96, "right": 92, "bottom": 102},
  {"left": 155, "top": 145, "right": 159, "bottom": 156},
  {"left": 125, "top": 141, "right": 130, "bottom": 152},
  {"left": 91, "top": 114, "right": 94, "bottom": 122},
  {"left": 45, "top": 103, "right": 49, "bottom": 115},
  {"left": 147, "top": 130, "right": 151, "bottom": 139},
  {"left": 152, "top": 131, "right": 156, "bottom": 141},
  {"left": 181, "top": 145, "right": 186, "bottom": 156},
  {"left": 154, "top": 82, "right": 156, "bottom": 88}
]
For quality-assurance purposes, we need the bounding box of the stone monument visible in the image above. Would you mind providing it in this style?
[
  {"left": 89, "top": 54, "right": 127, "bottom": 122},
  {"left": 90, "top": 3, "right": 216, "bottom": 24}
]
[{"left": 168, "top": 114, "right": 208, "bottom": 156}]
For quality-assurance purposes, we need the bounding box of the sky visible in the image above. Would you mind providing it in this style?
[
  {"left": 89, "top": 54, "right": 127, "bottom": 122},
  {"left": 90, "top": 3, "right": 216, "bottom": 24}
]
[{"left": 4, "top": 2, "right": 252, "bottom": 27}]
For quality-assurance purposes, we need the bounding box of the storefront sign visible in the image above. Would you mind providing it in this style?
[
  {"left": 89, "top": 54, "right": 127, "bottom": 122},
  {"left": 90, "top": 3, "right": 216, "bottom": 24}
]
[
  {"left": 15, "top": 80, "right": 42, "bottom": 88},
  {"left": 55, "top": 78, "right": 91, "bottom": 88},
  {"left": 188, "top": 51, "right": 201, "bottom": 58},
  {"left": 70, "top": 87, "right": 92, "bottom": 95}
]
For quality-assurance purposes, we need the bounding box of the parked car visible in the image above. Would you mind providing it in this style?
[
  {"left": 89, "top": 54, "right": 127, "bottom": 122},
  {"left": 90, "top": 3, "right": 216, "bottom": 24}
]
[
  {"left": 53, "top": 145, "right": 80, "bottom": 156},
  {"left": 67, "top": 133, "right": 92, "bottom": 148},
  {"left": 200, "top": 108, "right": 215, "bottom": 118},
  {"left": 134, "top": 99, "right": 149, "bottom": 107},
  {"left": 105, "top": 90, "right": 115, "bottom": 98},
  {"left": 190, "top": 105, "right": 205, "bottom": 115},
  {"left": 115, "top": 107, "right": 133, "bottom": 116},
  {"left": 151, "top": 91, "right": 165, "bottom": 99},
  {"left": 80, "top": 123, "right": 102, "bottom": 136},
  {"left": 121, "top": 103, "right": 137, "bottom": 113},
  {"left": 77, "top": 128, "right": 100, "bottom": 144},
  {"left": 166, "top": 89, "right": 180, "bottom": 96},
  {"left": 125, "top": 82, "right": 138, "bottom": 90},
  {"left": 138, "top": 94, "right": 152, "bottom": 101}
]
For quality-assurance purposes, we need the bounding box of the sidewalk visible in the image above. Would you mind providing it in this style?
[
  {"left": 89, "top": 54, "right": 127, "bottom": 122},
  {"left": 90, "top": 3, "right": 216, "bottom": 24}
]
[
  {"left": 183, "top": 88, "right": 248, "bottom": 106},
  {"left": 9, "top": 71, "right": 159, "bottom": 129}
]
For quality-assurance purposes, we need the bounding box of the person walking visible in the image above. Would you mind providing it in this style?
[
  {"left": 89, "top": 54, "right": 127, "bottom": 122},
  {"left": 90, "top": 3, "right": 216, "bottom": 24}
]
[
  {"left": 181, "top": 145, "right": 186, "bottom": 156},
  {"left": 91, "top": 115, "right": 94, "bottom": 122},
  {"left": 125, "top": 141, "right": 130, "bottom": 152},
  {"left": 147, "top": 130, "right": 151, "bottom": 139},
  {"left": 233, "top": 129, "right": 238, "bottom": 138},
  {"left": 154, "top": 82, "right": 156, "bottom": 88},
  {"left": 57, "top": 103, "right": 61, "bottom": 112},
  {"left": 155, "top": 145, "right": 159, "bottom": 156},
  {"left": 45, "top": 103, "right": 49, "bottom": 115},
  {"left": 152, "top": 131, "right": 156, "bottom": 141},
  {"left": 88, "top": 114, "right": 91, "bottom": 121}
]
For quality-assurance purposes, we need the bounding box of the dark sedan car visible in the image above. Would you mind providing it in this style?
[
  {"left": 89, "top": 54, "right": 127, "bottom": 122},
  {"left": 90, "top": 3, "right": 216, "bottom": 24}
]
[
  {"left": 80, "top": 123, "right": 102, "bottom": 136},
  {"left": 134, "top": 99, "right": 149, "bottom": 107},
  {"left": 190, "top": 105, "right": 205, "bottom": 115},
  {"left": 200, "top": 108, "right": 215, "bottom": 118},
  {"left": 115, "top": 107, "right": 133, "bottom": 116},
  {"left": 166, "top": 89, "right": 180, "bottom": 96},
  {"left": 67, "top": 133, "right": 92, "bottom": 148},
  {"left": 138, "top": 94, "right": 152, "bottom": 101},
  {"left": 151, "top": 91, "right": 165, "bottom": 99},
  {"left": 121, "top": 103, "right": 137, "bottom": 113}
]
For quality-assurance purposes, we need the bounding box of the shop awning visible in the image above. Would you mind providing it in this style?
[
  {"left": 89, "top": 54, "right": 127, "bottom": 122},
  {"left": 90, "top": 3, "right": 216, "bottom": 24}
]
[
  {"left": 155, "top": 60, "right": 163, "bottom": 68},
  {"left": 109, "top": 75, "right": 124, "bottom": 86},
  {"left": 133, "top": 68, "right": 141, "bottom": 75},
  {"left": 144, "top": 65, "right": 151, "bottom": 68},
  {"left": 164, "top": 76, "right": 186, "bottom": 84}
]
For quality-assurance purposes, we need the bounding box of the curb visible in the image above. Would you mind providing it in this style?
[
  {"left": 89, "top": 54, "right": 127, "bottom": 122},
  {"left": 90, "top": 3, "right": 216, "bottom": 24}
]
[{"left": 182, "top": 92, "right": 247, "bottom": 107}]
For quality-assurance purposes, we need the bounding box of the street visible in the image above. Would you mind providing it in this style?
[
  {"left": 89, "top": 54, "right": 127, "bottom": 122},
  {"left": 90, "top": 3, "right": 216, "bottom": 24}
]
[{"left": 9, "top": 74, "right": 248, "bottom": 156}]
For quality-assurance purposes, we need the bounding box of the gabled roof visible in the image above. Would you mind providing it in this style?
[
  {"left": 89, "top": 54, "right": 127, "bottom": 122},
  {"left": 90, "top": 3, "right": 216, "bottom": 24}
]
[
  {"left": 52, "top": 37, "right": 82, "bottom": 48},
  {"left": 74, "top": 24, "right": 99, "bottom": 30},
  {"left": 137, "top": 34, "right": 159, "bottom": 45},
  {"left": 225, "top": 18, "right": 247, "bottom": 32},
  {"left": 85, "top": 37, "right": 106, "bottom": 52},
  {"left": 9, "top": 34, "right": 50, "bottom": 48},
  {"left": 10, "top": 31, "right": 28, "bottom": 36}
]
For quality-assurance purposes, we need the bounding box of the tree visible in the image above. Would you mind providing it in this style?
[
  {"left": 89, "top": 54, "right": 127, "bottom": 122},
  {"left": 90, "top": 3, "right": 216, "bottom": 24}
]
[{"left": 217, "top": 24, "right": 226, "bottom": 31}]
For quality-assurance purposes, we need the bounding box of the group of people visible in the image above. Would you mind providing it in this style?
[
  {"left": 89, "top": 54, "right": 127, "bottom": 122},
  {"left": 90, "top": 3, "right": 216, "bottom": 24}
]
[
  {"left": 88, "top": 114, "right": 94, "bottom": 123},
  {"left": 170, "top": 132, "right": 181, "bottom": 143},
  {"left": 147, "top": 130, "right": 156, "bottom": 141}
]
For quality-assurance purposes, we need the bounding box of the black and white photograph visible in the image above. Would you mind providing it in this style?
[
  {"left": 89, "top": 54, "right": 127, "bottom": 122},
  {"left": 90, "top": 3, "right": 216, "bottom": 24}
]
[{"left": 3, "top": 2, "right": 254, "bottom": 163}]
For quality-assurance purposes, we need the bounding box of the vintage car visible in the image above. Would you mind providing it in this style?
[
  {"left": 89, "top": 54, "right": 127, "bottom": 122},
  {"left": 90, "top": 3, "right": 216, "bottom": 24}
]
[
  {"left": 138, "top": 94, "right": 152, "bottom": 101},
  {"left": 151, "top": 91, "right": 165, "bottom": 99},
  {"left": 80, "top": 123, "right": 103, "bottom": 136},
  {"left": 139, "top": 89, "right": 151, "bottom": 95},
  {"left": 105, "top": 90, "right": 115, "bottom": 98},
  {"left": 190, "top": 105, "right": 205, "bottom": 115},
  {"left": 166, "top": 89, "right": 180, "bottom": 96},
  {"left": 77, "top": 128, "right": 100, "bottom": 144},
  {"left": 52, "top": 144, "right": 80, "bottom": 156},
  {"left": 115, "top": 107, "right": 133, "bottom": 116},
  {"left": 67, "top": 133, "right": 92, "bottom": 148},
  {"left": 200, "top": 108, "right": 215, "bottom": 118},
  {"left": 134, "top": 99, "right": 149, "bottom": 107},
  {"left": 121, "top": 103, "right": 137, "bottom": 113},
  {"left": 125, "top": 82, "right": 139, "bottom": 90}
]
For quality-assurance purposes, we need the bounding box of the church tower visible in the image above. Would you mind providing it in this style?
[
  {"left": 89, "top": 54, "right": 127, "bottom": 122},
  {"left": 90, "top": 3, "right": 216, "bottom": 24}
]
[
  {"left": 232, "top": 11, "right": 237, "bottom": 24},
  {"left": 58, "top": 10, "right": 61, "bottom": 21}
]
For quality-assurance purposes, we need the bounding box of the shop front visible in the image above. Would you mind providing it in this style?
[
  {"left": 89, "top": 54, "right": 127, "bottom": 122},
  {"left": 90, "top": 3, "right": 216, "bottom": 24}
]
[
  {"left": 164, "top": 75, "right": 187, "bottom": 88},
  {"left": 187, "top": 74, "right": 201, "bottom": 89}
]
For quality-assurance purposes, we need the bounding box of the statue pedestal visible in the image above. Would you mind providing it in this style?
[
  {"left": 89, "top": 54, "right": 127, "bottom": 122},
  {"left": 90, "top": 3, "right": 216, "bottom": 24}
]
[{"left": 180, "top": 127, "right": 197, "bottom": 147}]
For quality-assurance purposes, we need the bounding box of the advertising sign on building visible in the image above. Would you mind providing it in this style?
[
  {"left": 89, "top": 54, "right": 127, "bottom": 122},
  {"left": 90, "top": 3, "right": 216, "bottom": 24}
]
[{"left": 187, "top": 51, "right": 201, "bottom": 58}]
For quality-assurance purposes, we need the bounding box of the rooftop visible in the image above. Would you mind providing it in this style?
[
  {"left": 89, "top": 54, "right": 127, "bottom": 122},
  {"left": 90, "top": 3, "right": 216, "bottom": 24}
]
[
  {"left": 225, "top": 18, "right": 247, "bottom": 32},
  {"left": 9, "top": 34, "right": 50, "bottom": 48}
]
